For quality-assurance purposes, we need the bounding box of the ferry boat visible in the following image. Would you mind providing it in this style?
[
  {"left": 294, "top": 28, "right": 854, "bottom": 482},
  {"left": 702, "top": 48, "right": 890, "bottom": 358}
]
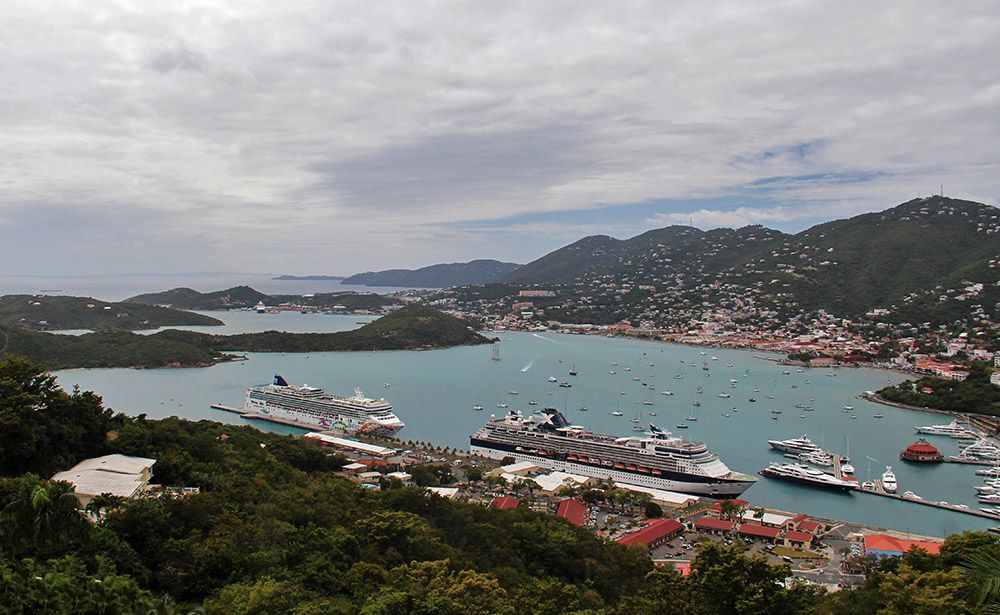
[
  {"left": 767, "top": 435, "right": 822, "bottom": 454},
  {"left": 915, "top": 420, "right": 978, "bottom": 439},
  {"left": 881, "top": 466, "right": 897, "bottom": 493},
  {"left": 470, "top": 409, "right": 757, "bottom": 497},
  {"left": 758, "top": 463, "right": 857, "bottom": 492},
  {"left": 244, "top": 375, "right": 403, "bottom": 435}
]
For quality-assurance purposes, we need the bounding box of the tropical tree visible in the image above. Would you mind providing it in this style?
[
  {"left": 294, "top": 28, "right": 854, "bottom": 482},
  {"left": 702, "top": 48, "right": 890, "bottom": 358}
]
[{"left": 0, "top": 474, "right": 90, "bottom": 556}]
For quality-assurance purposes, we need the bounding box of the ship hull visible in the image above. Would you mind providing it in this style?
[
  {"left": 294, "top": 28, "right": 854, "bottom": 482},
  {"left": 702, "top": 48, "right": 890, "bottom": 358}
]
[
  {"left": 245, "top": 398, "right": 403, "bottom": 437},
  {"left": 470, "top": 443, "right": 754, "bottom": 498}
]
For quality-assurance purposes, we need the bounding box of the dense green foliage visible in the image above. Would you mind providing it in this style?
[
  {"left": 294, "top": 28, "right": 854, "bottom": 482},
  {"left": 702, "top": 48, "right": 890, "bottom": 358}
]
[
  {"left": 0, "top": 305, "right": 487, "bottom": 369},
  {"left": 0, "top": 295, "right": 222, "bottom": 331},
  {"left": 1, "top": 354, "right": 1000, "bottom": 613},
  {"left": 502, "top": 197, "right": 1000, "bottom": 317},
  {"left": 342, "top": 259, "right": 522, "bottom": 288},
  {"left": 879, "top": 361, "right": 1000, "bottom": 415},
  {"left": 127, "top": 285, "right": 396, "bottom": 311}
]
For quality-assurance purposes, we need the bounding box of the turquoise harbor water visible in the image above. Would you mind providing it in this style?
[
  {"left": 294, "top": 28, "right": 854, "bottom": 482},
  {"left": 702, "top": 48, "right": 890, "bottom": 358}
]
[{"left": 56, "top": 313, "right": 994, "bottom": 537}]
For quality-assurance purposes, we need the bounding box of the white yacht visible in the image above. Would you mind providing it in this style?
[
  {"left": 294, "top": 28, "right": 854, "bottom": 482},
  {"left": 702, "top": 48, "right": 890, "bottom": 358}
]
[
  {"left": 956, "top": 439, "right": 1000, "bottom": 462},
  {"left": 768, "top": 435, "right": 822, "bottom": 454},
  {"left": 759, "top": 463, "right": 857, "bottom": 492},
  {"left": 915, "top": 420, "right": 979, "bottom": 439},
  {"left": 881, "top": 466, "right": 897, "bottom": 493}
]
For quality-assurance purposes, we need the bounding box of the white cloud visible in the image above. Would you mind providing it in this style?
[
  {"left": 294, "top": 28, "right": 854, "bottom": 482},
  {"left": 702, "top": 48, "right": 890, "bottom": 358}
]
[{"left": 0, "top": 1, "right": 998, "bottom": 274}]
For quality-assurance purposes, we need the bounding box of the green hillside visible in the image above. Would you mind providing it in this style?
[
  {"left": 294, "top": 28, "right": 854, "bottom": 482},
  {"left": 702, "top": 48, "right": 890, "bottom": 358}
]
[
  {"left": 502, "top": 197, "right": 1000, "bottom": 317},
  {"left": 0, "top": 305, "right": 487, "bottom": 369},
  {"left": 128, "top": 285, "right": 396, "bottom": 311},
  {"left": 343, "top": 259, "right": 522, "bottom": 287},
  {"left": 0, "top": 295, "right": 223, "bottom": 331}
]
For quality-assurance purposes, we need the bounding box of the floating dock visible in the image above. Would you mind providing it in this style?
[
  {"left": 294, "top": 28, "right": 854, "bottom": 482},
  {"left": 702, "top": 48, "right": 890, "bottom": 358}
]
[{"left": 857, "top": 481, "right": 1000, "bottom": 520}]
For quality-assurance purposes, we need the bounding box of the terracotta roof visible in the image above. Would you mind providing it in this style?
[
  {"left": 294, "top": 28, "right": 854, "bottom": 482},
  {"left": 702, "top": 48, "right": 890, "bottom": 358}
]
[
  {"left": 903, "top": 439, "right": 940, "bottom": 454},
  {"left": 796, "top": 520, "right": 821, "bottom": 533},
  {"left": 738, "top": 524, "right": 780, "bottom": 538},
  {"left": 556, "top": 499, "right": 587, "bottom": 526},
  {"left": 617, "top": 518, "right": 683, "bottom": 547},
  {"left": 491, "top": 496, "right": 521, "bottom": 510},
  {"left": 785, "top": 530, "right": 814, "bottom": 543},
  {"left": 863, "top": 533, "right": 942, "bottom": 555},
  {"left": 695, "top": 517, "right": 735, "bottom": 532},
  {"left": 673, "top": 561, "right": 691, "bottom": 577}
]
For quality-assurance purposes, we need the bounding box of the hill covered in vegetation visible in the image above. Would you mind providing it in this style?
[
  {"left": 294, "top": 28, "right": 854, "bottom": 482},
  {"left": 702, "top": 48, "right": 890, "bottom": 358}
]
[
  {"left": 1, "top": 355, "right": 999, "bottom": 614},
  {"left": 502, "top": 196, "right": 1000, "bottom": 317},
  {"left": 127, "top": 285, "right": 396, "bottom": 311},
  {"left": 0, "top": 305, "right": 488, "bottom": 369},
  {"left": 878, "top": 361, "right": 1000, "bottom": 415},
  {"left": 0, "top": 295, "right": 223, "bottom": 331},
  {"left": 343, "top": 259, "right": 522, "bottom": 288}
]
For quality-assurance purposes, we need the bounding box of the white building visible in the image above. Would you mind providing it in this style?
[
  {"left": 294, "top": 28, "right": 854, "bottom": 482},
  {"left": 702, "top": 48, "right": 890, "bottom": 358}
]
[
  {"left": 991, "top": 372, "right": 1000, "bottom": 387},
  {"left": 51, "top": 454, "right": 156, "bottom": 507}
]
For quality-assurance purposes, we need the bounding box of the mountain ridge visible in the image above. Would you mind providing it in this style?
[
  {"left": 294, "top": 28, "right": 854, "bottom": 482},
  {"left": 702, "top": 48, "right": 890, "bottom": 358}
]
[{"left": 343, "top": 259, "right": 521, "bottom": 287}]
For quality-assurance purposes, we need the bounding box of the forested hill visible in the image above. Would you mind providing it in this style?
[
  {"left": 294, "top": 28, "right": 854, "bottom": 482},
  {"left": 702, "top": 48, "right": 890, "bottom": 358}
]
[
  {"left": 502, "top": 196, "right": 1000, "bottom": 316},
  {"left": 127, "top": 285, "right": 395, "bottom": 311},
  {"left": 0, "top": 305, "right": 488, "bottom": 369},
  {"left": 2, "top": 354, "right": 1000, "bottom": 613},
  {"left": 342, "top": 259, "right": 522, "bottom": 288},
  {"left": 0, "top": 294, "right": 223, "bottom": 331}
]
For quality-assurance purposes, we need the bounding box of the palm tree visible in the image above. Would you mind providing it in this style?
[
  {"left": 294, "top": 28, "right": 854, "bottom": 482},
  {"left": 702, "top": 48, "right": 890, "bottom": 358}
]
[
  {"left": 961, "top": 551, "right": 1000, "bottom": 613},
  {"left": 1, "top": 475, "right": 89, "bottom": 556}
]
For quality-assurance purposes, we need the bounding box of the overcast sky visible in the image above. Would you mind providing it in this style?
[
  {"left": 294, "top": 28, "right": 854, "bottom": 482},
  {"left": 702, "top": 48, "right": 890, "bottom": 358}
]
[{"left": 2, "top": 1, "right": 999, "bottom": 276}]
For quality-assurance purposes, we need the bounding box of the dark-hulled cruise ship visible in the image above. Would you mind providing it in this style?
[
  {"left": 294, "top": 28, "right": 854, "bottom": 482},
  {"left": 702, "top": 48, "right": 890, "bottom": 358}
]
[
  {"left": 244, "top": 375, "right": 404, "bottom": 436},
  {"left": 470, "top": 408, "right": 756, "bottom": 498}
]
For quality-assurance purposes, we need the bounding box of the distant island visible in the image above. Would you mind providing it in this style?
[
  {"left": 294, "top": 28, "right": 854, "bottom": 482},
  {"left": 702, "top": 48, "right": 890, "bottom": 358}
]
[
  {"left": 127, "top": 285, "right": 395, "bottom": 312},
  {"left": 342, "top": 259, "right": 521, "bottom": 288},
  {"left": 272, "top": 275, "right": 345, "bottom": 281},
  {"left": 0, "top": 305, "right": 489, "bottom": 369},
  {"left": 0, "top": 294, "right": 223, "bottom": 331}
]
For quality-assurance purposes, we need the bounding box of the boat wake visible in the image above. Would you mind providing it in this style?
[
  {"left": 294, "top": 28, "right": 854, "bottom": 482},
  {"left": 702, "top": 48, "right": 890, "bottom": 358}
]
[
  {"left": 520, "top": 361, "right": 534, "bottom": 373},
  {"left": 531, "top": 333, "right": 554, "bottom": 342}
]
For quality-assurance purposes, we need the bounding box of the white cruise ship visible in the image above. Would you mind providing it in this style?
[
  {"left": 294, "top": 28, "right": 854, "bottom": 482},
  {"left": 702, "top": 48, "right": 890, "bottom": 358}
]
[
  {"left": 759, "top": 463, "right": 858, "bottom": 492},
  {"left": 915, "top": 420, "right": 978, "bottom": 439},
  {"left": 244, "top": 375, "right": 404, "bottom": 436},
  {"left": 768, "top": 435, "right": 822, "bottom": 454},
  {"left": 470, "top": 409, "right": 756, "bottom": 498}
]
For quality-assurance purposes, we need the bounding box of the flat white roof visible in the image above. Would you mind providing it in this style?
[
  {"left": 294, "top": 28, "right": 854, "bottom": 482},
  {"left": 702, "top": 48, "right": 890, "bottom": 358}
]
[
  {"left": 304, "top": 432, "right": 397, "bottom": 456},
  {"left": 497, "top": 460, "right": 539, "bottom": 474},
  {"left": 342, "top": 462, "right": 367, "bottom": 471},
  {"left": 741, "top": 510, "right": 793, "bottom": 527},
  {"left": 532, "top": 471, "right": 592, "bottom": 492},
  {"left": 51, "top": 469, "right": 145, "bottom": 498},
  {"left": 426, "top": 486, "right": 459, "bottom": 499},
  {"left": 386, "top": 471, "right": 412, "bottom": 480},
  {"left": 614, "top": 483, "right": 698, "bottom": 506},
  {"left": 69, "top": 454, "right": 155, "bottom": 476}
]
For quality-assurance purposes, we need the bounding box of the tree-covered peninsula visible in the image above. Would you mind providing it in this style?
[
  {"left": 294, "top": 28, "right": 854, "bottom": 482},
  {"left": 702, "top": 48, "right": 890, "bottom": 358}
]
[
  {"left": 0, "top": 305, "right": 490, "bottom": 369},
  {"left": 0, "top": 295, "right": 223, "bottom": 331},
  {"left": 2, "top": 355, "right": 1000, "bottom": 614}
]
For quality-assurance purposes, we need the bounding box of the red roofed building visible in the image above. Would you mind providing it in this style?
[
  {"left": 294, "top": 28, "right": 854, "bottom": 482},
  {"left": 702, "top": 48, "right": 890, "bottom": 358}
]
[
  {"left": 695, "top": 517, "right": 735, "bottom": 534},
  {"left": 863, "top": 534, "right": 943, "bottom": 558},
  {"left": 556, "top": 499, "right": 587, "bottom": 527},
  {"left": 783, "top": 530, "right": 815, "bottom": 548},
  {"left": 617, "top": 518, "right": 683, "bottom": 549},
  {"left": 785, "top": 514, "right": 824, "bottom": 535},
  {"left": 900, "top": 439, "right": 943, "bottom": 463},
  {"left": 491, "top": 496, "right": 521, "bottom": 510},
  {"left": 673, "top": 561, "right": 691, "bottom": 577},
  {"left": 738, "top": 524, "right": 780, "bottom": 542}
]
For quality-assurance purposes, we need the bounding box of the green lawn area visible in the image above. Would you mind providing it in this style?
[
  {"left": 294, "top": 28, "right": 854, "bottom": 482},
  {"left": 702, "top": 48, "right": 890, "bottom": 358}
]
[{"left": 772, "top": 545, "right": 823, "bottom": 559}]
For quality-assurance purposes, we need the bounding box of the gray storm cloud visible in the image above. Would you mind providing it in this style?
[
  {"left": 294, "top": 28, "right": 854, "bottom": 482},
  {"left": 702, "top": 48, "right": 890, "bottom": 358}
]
[{"left": 0, "top": 1, "right": 997, "bottom": 274}]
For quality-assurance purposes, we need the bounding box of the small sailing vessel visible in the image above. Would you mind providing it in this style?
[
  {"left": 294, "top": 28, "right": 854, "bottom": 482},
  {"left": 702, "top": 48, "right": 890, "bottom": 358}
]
[{"left": 490, "top": 342, "right": 501, "bottom": 361}]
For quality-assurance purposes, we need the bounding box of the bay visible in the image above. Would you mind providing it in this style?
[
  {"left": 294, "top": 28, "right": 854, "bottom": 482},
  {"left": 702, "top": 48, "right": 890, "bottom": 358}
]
[{"left": 54, "top": 313, "right": 994, "bottom": 537}]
